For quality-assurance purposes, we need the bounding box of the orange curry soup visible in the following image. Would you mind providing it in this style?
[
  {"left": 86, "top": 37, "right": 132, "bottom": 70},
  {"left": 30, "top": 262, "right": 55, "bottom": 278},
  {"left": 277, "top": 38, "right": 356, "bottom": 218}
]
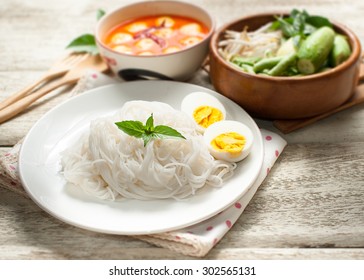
[{"left": 104, "top": 15, "right": 209, "bottom": 56}]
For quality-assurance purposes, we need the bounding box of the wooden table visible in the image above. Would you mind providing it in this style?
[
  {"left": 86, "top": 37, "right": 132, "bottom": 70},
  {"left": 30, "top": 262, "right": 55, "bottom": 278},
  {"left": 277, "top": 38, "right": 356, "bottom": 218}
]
[{"left": 0, "top": 0, "right": 363, "bottom": 259}]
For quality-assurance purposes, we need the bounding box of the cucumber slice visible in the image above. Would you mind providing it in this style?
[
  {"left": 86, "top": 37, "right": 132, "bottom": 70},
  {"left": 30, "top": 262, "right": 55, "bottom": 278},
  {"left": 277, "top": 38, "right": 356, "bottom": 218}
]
[
  {"left": 297, "top": 26, "right": 335, "bottom": 74},
  {"left": 329, "top": 34, "right": 351, "bottom": 66}
]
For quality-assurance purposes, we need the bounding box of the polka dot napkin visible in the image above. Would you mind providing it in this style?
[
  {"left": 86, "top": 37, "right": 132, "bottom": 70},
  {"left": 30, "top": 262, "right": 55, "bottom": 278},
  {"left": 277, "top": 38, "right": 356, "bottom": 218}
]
[{"left": 0, "top": 70, "right": 287, "bottom": 257}]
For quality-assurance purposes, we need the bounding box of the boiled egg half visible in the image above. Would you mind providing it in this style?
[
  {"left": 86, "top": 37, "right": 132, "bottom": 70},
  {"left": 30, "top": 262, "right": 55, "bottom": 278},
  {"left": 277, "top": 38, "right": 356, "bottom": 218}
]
[
  {"left": 203, "top": 120, "right": 254, "bottom": 162},
  {"left": 181, "top": 92, "right": 226, "bottom": 131}
]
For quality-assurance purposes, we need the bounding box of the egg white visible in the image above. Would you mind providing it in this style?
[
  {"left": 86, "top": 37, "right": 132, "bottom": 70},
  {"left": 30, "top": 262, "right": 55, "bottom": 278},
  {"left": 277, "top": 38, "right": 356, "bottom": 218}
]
[
  {"left": 180, "top": 91, "right": 226, "bottom": 131},
  {"left": 203, "top": 120, "right": 254, "bottom": 162}
]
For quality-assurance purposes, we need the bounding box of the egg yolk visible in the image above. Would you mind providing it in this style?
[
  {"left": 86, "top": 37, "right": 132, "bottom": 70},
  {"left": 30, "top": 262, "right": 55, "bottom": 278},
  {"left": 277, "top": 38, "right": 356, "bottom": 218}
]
[
  {"left": 193, "top": 106, "right": 224, "bottom": 128},
  {"left": 211, "top": 132, "right": 246, "bottom": 156}
]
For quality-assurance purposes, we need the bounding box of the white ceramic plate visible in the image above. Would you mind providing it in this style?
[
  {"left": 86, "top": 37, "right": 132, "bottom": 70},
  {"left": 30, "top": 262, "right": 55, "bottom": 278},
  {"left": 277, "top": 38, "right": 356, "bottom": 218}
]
[{"left": 19, "top": 81, "right": 263, "bottom": 235}]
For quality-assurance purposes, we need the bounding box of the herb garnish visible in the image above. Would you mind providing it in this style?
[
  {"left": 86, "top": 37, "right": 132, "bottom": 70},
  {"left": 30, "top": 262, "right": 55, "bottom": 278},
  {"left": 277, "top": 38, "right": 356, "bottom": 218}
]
[
  {"left": 271, "top": 9, "right": 332, "bottom": 46},
  {"left": 66, "top": 34, "right": 99, "bottom": 55},
  {"left": 66, "top": 9, "right": 105, "bottom": 54},
  {"left": 115, "top": 114, "right": 186, "bottom": 146},
  {"left": 96, "top": 9, "right": 106, "bottom": 20}
]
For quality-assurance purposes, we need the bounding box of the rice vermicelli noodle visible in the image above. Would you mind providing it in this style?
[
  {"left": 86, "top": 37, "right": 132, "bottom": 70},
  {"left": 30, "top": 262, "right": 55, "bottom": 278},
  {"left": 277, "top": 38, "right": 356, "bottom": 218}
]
[{"left": 61, "top": 100, "right": 236, "bottom": 201}]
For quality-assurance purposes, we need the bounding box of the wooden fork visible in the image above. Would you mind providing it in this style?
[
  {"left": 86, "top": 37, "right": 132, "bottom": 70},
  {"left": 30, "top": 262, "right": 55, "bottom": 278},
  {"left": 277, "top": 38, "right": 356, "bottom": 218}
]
[
  {"left": 0, "top": 55, "right": 108, "bottom": 124},
  {"left": 0, "top": 53, "right": 89, "bottom": 110}
]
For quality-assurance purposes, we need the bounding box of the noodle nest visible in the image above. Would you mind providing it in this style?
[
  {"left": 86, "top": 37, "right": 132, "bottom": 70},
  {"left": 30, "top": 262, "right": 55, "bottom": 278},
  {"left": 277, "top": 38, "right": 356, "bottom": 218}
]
[{"left": 61, "top": 100, "right": 236, "bottom": 201}]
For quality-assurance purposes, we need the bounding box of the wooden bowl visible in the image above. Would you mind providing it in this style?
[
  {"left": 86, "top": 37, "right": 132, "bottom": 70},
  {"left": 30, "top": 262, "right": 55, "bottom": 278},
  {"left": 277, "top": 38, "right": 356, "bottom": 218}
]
[{"left": 209, "top": 13, "right": 362, "bottom": 119}]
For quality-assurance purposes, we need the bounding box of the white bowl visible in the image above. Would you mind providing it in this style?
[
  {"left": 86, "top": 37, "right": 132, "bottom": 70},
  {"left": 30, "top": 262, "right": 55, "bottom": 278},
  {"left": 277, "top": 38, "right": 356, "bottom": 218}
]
[{"left": 95, "top": 0, "right": 215, "bottom": 81}]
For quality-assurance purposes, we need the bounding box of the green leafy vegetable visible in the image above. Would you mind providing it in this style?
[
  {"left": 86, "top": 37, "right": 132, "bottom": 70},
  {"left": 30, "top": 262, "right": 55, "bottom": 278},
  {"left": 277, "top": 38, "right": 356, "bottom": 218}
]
[
  {"left": 96, "top": 9, "right": 106, "bottom": 20},
  {"left": 231, "top": 9, "right": 338, "bottom": 76},
  {"left": 306, "top": 15, "right": 332, "bottom": 29},
  {"left": 115, "top": 114, "right": 186, "bottom": 146},
  {"left": 66, "top": 9, "right": 106, "bottom": 54},
  {"left": 66, "top": 34, "right": 99, "bottom": 55},
  {"left": 272, "top": 9, "right": 332, "bottom": 46}
]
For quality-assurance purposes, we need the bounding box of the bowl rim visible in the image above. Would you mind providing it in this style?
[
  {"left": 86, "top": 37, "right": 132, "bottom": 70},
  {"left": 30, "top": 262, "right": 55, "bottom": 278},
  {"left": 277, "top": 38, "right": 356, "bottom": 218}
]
[
  {"left": 95, "top": 0, "right": 216, "bottom": 58},
  {"left": 210, "top": 12, "right": 362, "bottom": 81}
]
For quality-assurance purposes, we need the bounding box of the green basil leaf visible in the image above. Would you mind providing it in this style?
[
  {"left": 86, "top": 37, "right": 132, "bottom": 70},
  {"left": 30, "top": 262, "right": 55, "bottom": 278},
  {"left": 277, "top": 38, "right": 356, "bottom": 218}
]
[
  {"left": 275, "top": 10, "right": 332, "bottom": 40},
  {"left": 154, "top": 125, "right": 186, "bottom": 139},
  {"left": 291, "top": 9, "right": 309, "bottom": 20},
  {"left": 292, "top": 34, "right": 303, "bottom": 48},
  {"left": 96, "top": 9, "right": 106, "bottom": 20},
  {"left": 306, "top": 15, "right": 332, "bottom": 28},
  {"left": 66, "top": 34, "right": 99, "bottom": 55},
  {"left": 303, "top": 23, "right": 317, "bottom": 35},
  {"left": 269, "top": 20, "right": 281, "bottom": 31},
  {"left": 115, "top": 115, "right": 185, "bottom": 146},
  {"left": 145, "top": 114, "right": 154, "bottom": 132},
  {"left": 275, "top": 17, "right": 296, "bottom": 37},
  {"left": 290, "top": 8, "right": 300, "bottom": 18},
  {"left": 115, "top": 120, "right": 145, "bottom": 138},
  {"left": 292, "top": 12, "right": 306, "bottom": 34},
  {"left": 142, "top": 134, "right": 154, "bottom": 147}
]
